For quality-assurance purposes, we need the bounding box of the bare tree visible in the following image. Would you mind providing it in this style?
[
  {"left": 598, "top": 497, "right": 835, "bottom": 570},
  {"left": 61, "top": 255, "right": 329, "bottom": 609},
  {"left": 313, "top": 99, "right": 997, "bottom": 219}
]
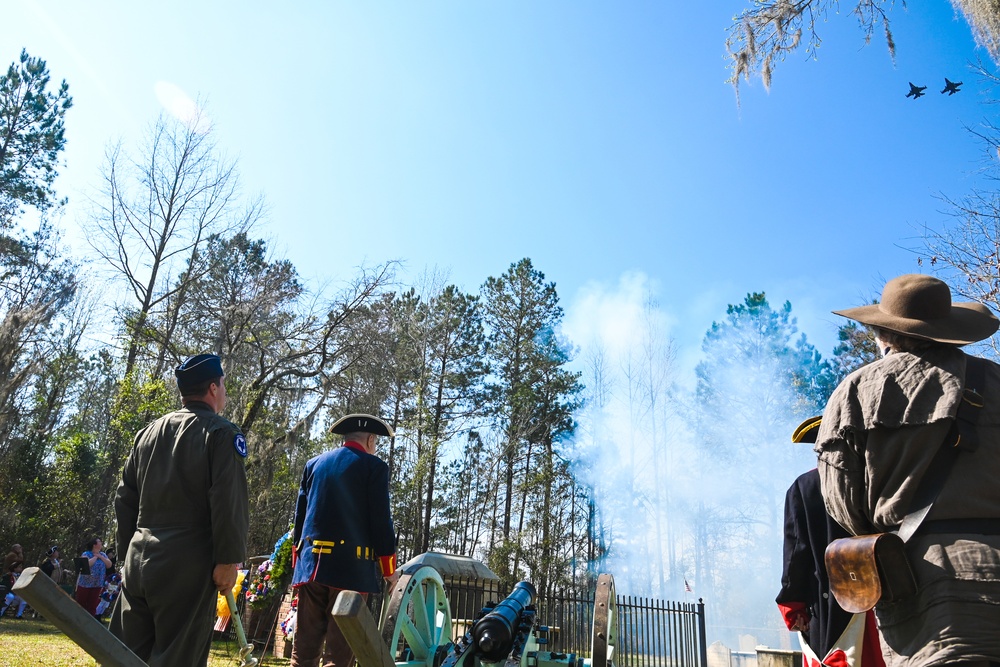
[
  {"left": 919, "top": 185, "right": 1000, "bottom": 356},
  {"left": 917, "top": 61, "right": 1000, "bottom": 358},
  {"left": 0, "top": 221, "right": 76, "bottom": 452},
  {"left": 86, "top": 109, "right": 263, "bottom": 376},
  {"left": 233, "top": 261, "right": 397, "bottom": 436},
  {"left": 637, "top": 296, "right": 677, "bottom": 597}
]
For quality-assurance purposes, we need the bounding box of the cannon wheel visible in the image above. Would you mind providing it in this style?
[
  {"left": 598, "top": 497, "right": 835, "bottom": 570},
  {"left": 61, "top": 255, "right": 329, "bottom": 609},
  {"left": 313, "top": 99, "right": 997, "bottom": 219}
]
[
  {"left": 380, "top": 565, "right": 453, "bottom": 667},
  {"left": 590, "top": 573, "right": 617, "bottom": 667}
]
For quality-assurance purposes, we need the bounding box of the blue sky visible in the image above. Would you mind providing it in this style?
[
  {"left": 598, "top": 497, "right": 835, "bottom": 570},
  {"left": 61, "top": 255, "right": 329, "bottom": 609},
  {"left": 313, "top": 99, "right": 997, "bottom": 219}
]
[{"left": 7, "top": 0, "right": 995, "bottom": 369}]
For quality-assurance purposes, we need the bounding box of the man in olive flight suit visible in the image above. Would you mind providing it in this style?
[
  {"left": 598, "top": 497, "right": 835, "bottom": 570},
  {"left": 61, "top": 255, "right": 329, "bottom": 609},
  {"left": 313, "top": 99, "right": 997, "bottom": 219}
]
[
  {"left": 110, "top": 354, "right": 249, "bottom": 667},
  {"left": 291, "top": 413, "right": 399, "bottom": 667}
]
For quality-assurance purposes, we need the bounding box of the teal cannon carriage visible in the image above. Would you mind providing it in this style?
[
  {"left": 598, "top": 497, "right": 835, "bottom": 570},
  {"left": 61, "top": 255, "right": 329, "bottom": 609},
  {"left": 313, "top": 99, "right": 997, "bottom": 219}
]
[{"left": 349, "top": 565, "right": 618, "bottom": 667}]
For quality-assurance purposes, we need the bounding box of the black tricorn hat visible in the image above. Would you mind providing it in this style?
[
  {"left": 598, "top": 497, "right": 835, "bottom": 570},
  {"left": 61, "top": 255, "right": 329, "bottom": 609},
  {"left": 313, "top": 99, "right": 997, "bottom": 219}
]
[
  {"left": 791, "top": 416, "right": 822, "bottom": 444},
  {"left": 329, "top": 413, "right": 394, "bottom": 437}
]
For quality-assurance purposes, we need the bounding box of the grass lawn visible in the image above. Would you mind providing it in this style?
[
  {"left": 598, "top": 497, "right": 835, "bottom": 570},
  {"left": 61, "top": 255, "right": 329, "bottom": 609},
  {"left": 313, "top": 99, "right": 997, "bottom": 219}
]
[{"left": 0, "top": 616, "right": 291, "bottom": 666}]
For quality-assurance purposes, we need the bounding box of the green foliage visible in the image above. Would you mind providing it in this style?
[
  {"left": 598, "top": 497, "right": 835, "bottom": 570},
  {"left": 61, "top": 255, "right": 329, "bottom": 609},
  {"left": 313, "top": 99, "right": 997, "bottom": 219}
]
[
  {"left": 95, "top": 372, "right": 176, "bottom": 543},
  {"left": 481, "top": 258, "right": 580, "bottom": 455},
  {"left": 166, "top": 231, "right": 326, "bottom": 554},
  {"left": 690, "top": 291, "right": 837, "bottom": 617},
  {"left": 0, "top": 220, "right": 80, "bottom": 556},
  {"left": 0, "top": 52, "right": 585, "bottom": 597},
  {"left": 487, "top": 537, "right": 517, "bottom": 590},
  {"left": 0, "top": 49, "right": 72, "bottom": 219},
  {"left": 696, "top": 292, "right": 834, "bottom": 453},
  {"left": 831, "top": 319, "right": 879, "bottom": 381},
  {"left": 110, "top": 372, "right": 174, "bottom": 442},
  {"left": 22, "top": 431, "right": 105, "bottom": 553}
]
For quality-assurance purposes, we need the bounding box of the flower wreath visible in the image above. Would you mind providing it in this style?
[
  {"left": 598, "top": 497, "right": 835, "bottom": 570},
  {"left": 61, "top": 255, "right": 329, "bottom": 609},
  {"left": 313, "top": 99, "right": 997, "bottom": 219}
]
[{"left": 245, "top": 530, "right": 293, "bottom": 610}]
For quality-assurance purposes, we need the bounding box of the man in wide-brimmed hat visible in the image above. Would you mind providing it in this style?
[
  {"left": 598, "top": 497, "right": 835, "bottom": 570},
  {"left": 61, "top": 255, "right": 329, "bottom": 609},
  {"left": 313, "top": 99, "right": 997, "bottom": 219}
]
[
  {"left": 815, "top": 274, "right": 1000, "bottom": 667},
  {"left": 290, "top": 413, "right": 398, "bottom": 667}
]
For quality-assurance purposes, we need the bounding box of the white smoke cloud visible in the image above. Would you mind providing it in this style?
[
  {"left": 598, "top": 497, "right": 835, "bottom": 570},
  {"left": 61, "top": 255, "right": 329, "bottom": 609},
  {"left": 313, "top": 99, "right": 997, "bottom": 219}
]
[
  {"left": 564, "top": 271, "right": 672, "bottom": 354},
  {"left": 563, "top": 272, "right": 821, "bottom": 650}
]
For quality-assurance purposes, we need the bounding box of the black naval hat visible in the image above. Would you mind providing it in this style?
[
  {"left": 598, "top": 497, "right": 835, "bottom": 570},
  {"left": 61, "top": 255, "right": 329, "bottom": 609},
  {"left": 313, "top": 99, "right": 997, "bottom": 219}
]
[
  {"left": 329, "top": 413, "right": 394, "bottom": 437},
  {"left": 175, "top": 354, "right": 224, "bottom": 391},
  {"left": 791, "top": 415, "right": 822, "bottom": 444}
]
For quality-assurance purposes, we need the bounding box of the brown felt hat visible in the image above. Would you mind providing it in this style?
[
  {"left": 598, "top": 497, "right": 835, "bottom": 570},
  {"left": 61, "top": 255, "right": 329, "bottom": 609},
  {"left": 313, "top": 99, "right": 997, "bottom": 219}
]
[
  {"left": 329, "top": 413, "right": 394, "bottom": 437},
  {"left": 833, "top": 274, "right": 999, "bottom": 346}
]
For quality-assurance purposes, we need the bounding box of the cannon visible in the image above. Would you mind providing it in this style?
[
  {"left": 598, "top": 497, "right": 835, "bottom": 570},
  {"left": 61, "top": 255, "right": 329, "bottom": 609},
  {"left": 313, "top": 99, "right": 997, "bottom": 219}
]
[
  {"left": 468, "top": 581, "right": 536, "bottom": 662},
  {"left": 337, "top": 566, "right": 617, "bottom": 667}
]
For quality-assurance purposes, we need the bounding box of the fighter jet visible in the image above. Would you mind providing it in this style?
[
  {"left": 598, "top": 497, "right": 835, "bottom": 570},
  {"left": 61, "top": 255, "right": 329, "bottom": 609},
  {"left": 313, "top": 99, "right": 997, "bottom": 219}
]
[
  {"left": 906, "top": 82, "right": 927, "bottom": 99},
  {"left": 941, "top": 78, "right": 963, "bottom": 95}
]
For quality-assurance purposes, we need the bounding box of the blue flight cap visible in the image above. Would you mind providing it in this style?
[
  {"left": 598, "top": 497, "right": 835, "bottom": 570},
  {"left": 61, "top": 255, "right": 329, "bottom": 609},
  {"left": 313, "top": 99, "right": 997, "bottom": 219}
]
[{"left": 175, "top": 354, "right": 224, "bottom": 391}]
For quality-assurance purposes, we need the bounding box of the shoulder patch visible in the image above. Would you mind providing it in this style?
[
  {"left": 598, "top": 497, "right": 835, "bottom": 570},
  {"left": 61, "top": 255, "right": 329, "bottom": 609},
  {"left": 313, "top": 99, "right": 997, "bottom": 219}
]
[{"left": 234, "top": 433, "right": 248, "bottom": 458}]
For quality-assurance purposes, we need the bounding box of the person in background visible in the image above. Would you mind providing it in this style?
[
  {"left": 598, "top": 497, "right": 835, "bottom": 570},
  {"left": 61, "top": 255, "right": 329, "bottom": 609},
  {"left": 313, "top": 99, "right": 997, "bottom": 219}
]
[
  {"left": 816, "top": 274, "right": 1000, "bottom": 667},
  {"left": 290, "top": 413, "right": 399, "bottom": 667},
  {"left": 97, "top": 569, "right": 121, "bottom": 619},
  {"left": 0, "top": 544, "right": 28, "bottom": 618},
  {"left": 778, "top": 416, "right": 884, "bottom": 667},
  {"left": 3, "top": 544, "right": 23, "bottom": 575},
  {"left": 39, "top": 545, "right": 63, "bottom": 582},
  {"left": 105, "top": 546, "right": 117, "bottom": 571},
  {"left": 75, "top": 537, "right": 112, "bottom": 619}
]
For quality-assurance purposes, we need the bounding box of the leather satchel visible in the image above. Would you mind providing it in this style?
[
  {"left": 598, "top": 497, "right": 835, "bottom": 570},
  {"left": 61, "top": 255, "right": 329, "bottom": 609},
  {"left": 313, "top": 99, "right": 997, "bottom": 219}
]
[{"left": 824, "top": 532, "right": 916, "bottom": 613}]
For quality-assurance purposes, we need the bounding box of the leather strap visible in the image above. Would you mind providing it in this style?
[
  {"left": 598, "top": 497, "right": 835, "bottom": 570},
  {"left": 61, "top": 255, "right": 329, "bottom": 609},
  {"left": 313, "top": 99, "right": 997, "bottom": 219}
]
[
  {"left": 897, "top": 354, "right": 985, "bottom": 543},
  {"left": 919, "top": 518, "right": 1000, "bottom": 534}
]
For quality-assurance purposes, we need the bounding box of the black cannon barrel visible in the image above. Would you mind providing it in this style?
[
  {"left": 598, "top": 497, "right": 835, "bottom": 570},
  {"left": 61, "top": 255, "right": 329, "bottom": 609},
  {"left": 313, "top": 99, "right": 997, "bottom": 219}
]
[{"left": 472, "top": 581, "right": 537, "bottom": 662}]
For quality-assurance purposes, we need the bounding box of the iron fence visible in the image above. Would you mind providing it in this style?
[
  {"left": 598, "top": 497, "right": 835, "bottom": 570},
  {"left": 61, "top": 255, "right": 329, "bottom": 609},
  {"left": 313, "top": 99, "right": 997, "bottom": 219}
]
[{"left": 431, "top": 579, "right": 707, "bottom": 667}]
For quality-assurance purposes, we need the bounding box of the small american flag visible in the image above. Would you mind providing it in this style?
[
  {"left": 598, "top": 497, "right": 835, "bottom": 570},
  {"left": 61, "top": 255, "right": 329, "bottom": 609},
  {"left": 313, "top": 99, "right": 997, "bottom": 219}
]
[{"left": 684, "top": 579, "right": 692, "bottom": 593}]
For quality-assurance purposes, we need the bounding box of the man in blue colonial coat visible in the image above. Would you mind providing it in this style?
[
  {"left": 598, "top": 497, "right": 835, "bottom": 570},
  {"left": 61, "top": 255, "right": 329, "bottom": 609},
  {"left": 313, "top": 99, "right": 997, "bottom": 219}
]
[{"left": 290, "top": 413, "right": 398, "bottom": 667}]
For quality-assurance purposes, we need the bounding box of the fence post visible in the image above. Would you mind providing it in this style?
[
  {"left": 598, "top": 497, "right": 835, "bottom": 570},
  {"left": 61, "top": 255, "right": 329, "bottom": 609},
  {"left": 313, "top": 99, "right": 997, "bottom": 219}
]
[
  {"left": 697, "top": 598, "right": 708, "bottom": 667},
  {"left": 12, "top": 568, "right": 147, "bottom": 667}
]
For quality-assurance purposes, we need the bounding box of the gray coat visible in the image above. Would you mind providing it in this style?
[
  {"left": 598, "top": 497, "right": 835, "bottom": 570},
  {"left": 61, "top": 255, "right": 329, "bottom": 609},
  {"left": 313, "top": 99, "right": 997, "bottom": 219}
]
[{"left": 817, "top": 346, "right": 1000, "bottom": 667}]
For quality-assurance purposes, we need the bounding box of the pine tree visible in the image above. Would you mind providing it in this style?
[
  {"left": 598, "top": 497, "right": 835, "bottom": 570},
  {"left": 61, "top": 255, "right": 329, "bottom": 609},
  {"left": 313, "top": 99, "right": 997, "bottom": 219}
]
[
  {"left": 480, "top": 258, "right": 581, "bottom": 587},
  {"left": 0, "top": 49, "right": 72, "bottom": 221}
]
